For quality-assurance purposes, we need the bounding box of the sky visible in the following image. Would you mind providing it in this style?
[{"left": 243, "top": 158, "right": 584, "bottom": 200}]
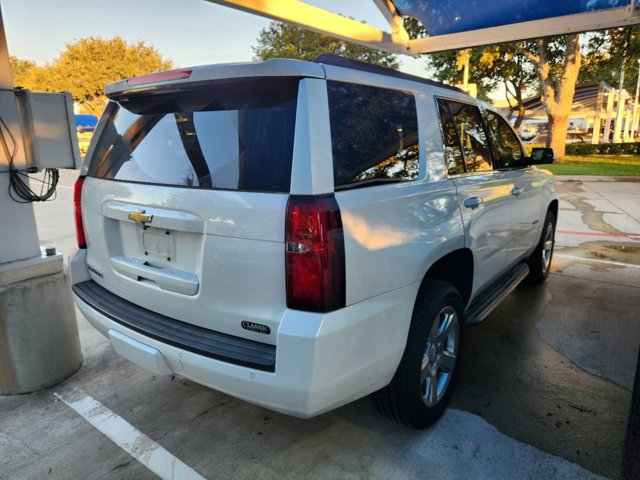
[{"left": 1, "top": 0, "right": 429, "bottom": 76}]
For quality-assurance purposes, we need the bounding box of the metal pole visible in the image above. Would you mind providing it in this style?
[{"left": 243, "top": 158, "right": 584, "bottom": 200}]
[
  {"left": 613, "top": 63, "right": 626, "bottom": 143},
  {"left": 0, "top": 3, "right": 82, "bottom": 394},
  {"left": 631, "top": 59, "right": 640, "bottom": 140},
  {"left": 463, "top": 53, "right": 469, "bottom": 91},
  {"left": 625, "top": 109, "right": 633, "bottom": 142},
  {"left": 0, "top": 5, "right": 41, "bottom": 262},
  {"left": 604, "top": 90, "right": 615, "bottom": 143},
  {"left": 592, "top": 82, "right": 604, "bottom": 144}
]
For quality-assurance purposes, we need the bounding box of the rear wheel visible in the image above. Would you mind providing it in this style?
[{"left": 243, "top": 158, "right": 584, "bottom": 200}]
[
  {"left": 525, "top": 210, "right": 556, "bottom": 285},
  {"left": 374, "top": 279, "right": 464, "bottom": 429}
]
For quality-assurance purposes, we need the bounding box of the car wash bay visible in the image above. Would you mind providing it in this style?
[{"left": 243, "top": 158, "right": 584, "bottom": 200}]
[{"left": 0, "top": 171, "right": 638, "bottom": 480}]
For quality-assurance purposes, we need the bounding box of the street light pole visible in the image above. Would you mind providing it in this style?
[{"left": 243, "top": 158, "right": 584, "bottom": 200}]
[
  {"left": 631, "top": 59, "right": 640, "bottom": 140},
  {"left": 463, "top": 53, "right": 469, "bottom": 92},
  {"left": 613, "top": 60, "right": 626, "bottom": 143}
]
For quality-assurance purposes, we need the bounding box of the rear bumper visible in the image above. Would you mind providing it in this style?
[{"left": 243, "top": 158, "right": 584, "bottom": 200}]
[
  {"left": 72, "top": 275, "right": 418, "bottom": 418},
  {"left": 73, "top": 280, "right": 276, "bottom": 371}
]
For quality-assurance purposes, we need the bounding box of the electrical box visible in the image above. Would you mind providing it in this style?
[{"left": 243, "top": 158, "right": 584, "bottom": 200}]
[
  {"left": 0, "top": 89, "right": 27, "bottom": 172},
  {"left": 15, "top": 90, "right": 81, "bottom": 170}
]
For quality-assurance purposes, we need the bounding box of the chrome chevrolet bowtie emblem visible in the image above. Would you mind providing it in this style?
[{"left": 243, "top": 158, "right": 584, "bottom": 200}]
[{"left": 128, "top": 210, "right": 153, "bottom": 225}]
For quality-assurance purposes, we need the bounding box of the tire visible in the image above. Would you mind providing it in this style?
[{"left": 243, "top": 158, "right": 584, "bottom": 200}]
[
  {"left": 524, "top": 210, "right": 556, "bottom": 285},
  {"left": 374, "top": 279, "right": 464, "bottom": 429}
]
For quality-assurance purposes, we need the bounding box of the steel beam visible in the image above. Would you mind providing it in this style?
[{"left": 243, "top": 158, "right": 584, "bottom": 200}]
[
  {"left": 407, "top": 6, "right": 640, "bottom": 54},
  {"left": 205, "top": 0, "right": 410, "bottom": 54}
]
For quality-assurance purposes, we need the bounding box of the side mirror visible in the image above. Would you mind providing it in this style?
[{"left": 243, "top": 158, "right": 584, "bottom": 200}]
[{"left": 529, "top": 147, "right": 554, "bottom": 164}]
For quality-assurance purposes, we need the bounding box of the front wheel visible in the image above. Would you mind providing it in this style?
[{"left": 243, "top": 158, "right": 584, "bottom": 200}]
[
  {"left": 374, "top": 279, "right": 464, "bottom": 429},
  {"left": 525, "top": 210, "right": 556, "bottom": 285}
]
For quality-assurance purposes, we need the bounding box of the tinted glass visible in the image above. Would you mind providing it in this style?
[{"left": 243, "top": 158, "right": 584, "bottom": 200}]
[
  {"left": 483, "top": 110, "right": 524, "bottom": 168},
  {"left": 88, "top": 78, "right": 299, "bottom": 193},
  {"left": 447, "top": 101, "right": 493, "bottom": 173},
  {"left": 327, "top": 81, "right": 419, "bottom": 188},
  {"left": 436, "top": 99, "right": 465, "bottom": 176}
]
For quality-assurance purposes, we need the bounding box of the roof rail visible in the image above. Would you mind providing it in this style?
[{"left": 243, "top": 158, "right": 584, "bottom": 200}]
[{"left": 313, "top": 54, "right": 464, "bottom": 94}]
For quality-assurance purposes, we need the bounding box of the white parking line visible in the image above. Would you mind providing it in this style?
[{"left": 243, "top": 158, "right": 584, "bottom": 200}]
[
  {"left": 555, "top": 253, "right": 640, "bottom": 269},
  {"left": 54, "top": 388, "right": 205, "bottom": 480}
]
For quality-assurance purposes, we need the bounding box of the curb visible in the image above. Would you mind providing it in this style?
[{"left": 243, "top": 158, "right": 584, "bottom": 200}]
[{"left": 554, "top": 175, "right": 640, "bottom": 183}]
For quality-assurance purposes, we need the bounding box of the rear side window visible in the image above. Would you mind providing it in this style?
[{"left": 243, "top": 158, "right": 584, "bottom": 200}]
[
  {"left": 88, "top": 77, "right": 299, "bottom": 193},
  {"left": 327, "top": 81, "right": 419, "bottom": 188},
  {"left": 448, "top": 101, "right": 493, "bottom": 173},
  {"left": 436, "top": 99, "right": 465, "bottom": 176},
  {"left": 482, "top": 110, "right": 524, "bottom": 168},
  {"left": 436, "top": 99, "right": 494, "bottom": 175}
]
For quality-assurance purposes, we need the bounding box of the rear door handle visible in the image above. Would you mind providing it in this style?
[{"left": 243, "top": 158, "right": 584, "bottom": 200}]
[
  {"left": 111, "top": 256, "right": 199, "bottom": 296},
  {"left": 463, "top": 197, "right": 483, "bottom": 209},
  {"left": 511, "top": 187, "right": 523, "bottom": 196}
]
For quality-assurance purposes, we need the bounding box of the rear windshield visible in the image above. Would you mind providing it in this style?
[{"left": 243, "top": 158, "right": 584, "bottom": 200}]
[{"left": 87, "top": 77, "right": 299, "bottom": 193}]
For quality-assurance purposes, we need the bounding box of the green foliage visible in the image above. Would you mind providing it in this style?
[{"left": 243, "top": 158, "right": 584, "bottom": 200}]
[
  {"left": 540, "top": 147, "right": 640, "bottom": 175},
  {"left": 11, "top": 37, "right": 173, "bottom": 116},
  {"left": 581, "top": 27, "right": 640, "bottom": 91},
  {"left": 253, "top": 22, "right": 399, "bottom": 69},
  {"left": 403, "top": 18, "right": 427, "bottom": 40},
  {"left": 424, "top": 42, "right": 539, "bottom": 110},
  {"left": 426, "top": 49, "right": 493, "bottom": 100},
  {"left": 565, "top": 142, "right": 640, "bottom": 155},
  {"left": 540, "top": 162, "right": 640, "bottom": 176}
]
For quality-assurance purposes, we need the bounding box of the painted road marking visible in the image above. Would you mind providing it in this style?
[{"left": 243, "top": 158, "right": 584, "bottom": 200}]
[
  {"left": 557, "top": 230, "right": 640, "bottom": 240},
  {"left": 54, "top": 388, "right": 205, "bottom": 480},
  {"left": 555, "top": 254, "right": 640, "bottom": 269}
]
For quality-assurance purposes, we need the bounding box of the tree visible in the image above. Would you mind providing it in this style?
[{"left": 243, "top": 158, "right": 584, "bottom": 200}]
[
  {"left": 476, "top": 44, "right": 538, "bottom": 130},
  {"left": 581, "top": 27, "right": 640, "bottom": 91},
  {"left": 253, "top": 22, "right": 399, "bottom": 69},
  {"left": 407, "top": 12, "right": 539, "bottom": 130},
  {"left": 23, "top": 37, "right": 173, "bottom": 116},
  {"left": 9, "top": 56, "right": 37, "bottom": 88},
  {"left": 520, "top": 35, "right": 582, "bottom": 162},
  {"left": 426, "top": 48, "right": 498, "bottom": 100},
  {"left": 425, "top": 35, "right": 581, "bottom": 162},
  {"left": 424, "top": 43, "right": 540, "bottom": 128}
]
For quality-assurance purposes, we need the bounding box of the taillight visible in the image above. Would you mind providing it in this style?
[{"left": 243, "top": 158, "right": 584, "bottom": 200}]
[
  {"left": 285, "top": 195, "right": 345, "bottom": 313},
  {"left": 74, "top": 176, "right": 86, "bottom": 249}
]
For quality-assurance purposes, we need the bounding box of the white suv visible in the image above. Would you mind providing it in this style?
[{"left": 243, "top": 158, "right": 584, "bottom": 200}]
[{"left": 70, "top": 55, "right": 557, "bottom": 428}]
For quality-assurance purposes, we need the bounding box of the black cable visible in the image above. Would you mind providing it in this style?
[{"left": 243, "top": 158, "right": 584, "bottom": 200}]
[
  {"left": 1, "top": 114, "right": 59, "bottom": 203},
  {"left": 9, "top": 168, "right": 59, "bottom": 203}
]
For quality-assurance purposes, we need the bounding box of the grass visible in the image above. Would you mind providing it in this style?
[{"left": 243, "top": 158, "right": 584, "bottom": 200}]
[{"left": 538, "top": 154, "right": 640, "bottom": 176}]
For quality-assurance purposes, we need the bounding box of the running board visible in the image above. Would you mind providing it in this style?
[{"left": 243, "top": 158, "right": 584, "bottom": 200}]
[{"left": 465, "top": 263, "right": 530, "bottom": 325}]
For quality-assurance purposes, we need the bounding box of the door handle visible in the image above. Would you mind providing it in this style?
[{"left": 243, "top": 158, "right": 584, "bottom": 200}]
[
  {"left": 511, "top": 187, "right": 523, "bottom": 197},
  {"left": 463, "top": 197, "right": 483, "bottom": 209}
]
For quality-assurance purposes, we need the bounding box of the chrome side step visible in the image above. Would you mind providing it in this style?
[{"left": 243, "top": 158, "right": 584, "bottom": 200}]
[{"left": 465, "top": 262, "right": 530, "bottom": 325}]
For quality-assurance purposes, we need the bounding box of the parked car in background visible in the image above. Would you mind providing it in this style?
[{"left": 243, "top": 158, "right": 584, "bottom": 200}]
[
  {"left": 519, "top": 125, "right": 538, "bottom": 141},
  {"left": 75, "top": 114, "right": 98, "bottom": 157}
]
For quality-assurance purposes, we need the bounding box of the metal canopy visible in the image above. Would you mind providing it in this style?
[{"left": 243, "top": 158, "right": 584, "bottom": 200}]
[
  {"left": 519, "top": 83, "right": 615, "bottom": 117},
  {"left": 207, "top": 0, "right": 640, "bottom": 55}
]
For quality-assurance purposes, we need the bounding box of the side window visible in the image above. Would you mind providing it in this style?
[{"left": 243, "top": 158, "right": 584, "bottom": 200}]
[
  {"left": 483, "top": 110, "right": 524, "bottom": 168},
  {"left": 327, "top": 81, "right": 419, "bottom": 188},
  {"left": 436, "top": 99, "right": 465, "bottom": 176},
  {"left": 447, "top": 101, "right": 494, "bottom": 173}
]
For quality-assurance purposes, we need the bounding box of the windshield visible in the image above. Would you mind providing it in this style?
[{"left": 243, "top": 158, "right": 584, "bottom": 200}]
[{"left": 88, "top": 77, "right": 299, "bottom": 193}]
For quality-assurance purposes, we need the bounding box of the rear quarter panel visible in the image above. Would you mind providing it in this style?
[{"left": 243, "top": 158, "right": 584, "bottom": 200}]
[{"left": 336, "top": 180, "right": 464, "bottom": 305}]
